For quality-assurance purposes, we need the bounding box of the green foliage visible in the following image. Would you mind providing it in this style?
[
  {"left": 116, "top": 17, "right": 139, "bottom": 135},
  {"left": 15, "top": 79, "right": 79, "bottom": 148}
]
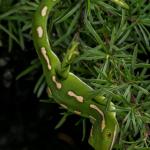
[
  {"left": 2, "top": 0, "right": 150, "bottom": 149},
  {"left": 0, "top": 0, "right": 40, "bottom": 52}
]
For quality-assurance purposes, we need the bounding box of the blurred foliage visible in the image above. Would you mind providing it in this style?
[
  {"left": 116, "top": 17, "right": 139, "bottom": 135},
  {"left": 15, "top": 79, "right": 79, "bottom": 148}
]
[{"left": 1, "top": 0, "right": 150, "bottom": 149}]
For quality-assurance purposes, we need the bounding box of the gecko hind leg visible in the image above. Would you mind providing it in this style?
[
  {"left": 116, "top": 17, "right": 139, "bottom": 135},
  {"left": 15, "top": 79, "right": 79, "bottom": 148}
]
[{"left": 57, "top": 33, "right": 79, "bottom": 79}]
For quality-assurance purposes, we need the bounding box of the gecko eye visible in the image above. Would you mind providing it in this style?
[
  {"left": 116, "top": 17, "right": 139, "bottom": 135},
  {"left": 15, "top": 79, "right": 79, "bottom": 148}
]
[
  {"left": 107, "top": 132, "right": 112, "bottom": 138},
  {"left": 105, "top": 130, "right": 112, "bottom": 138}
]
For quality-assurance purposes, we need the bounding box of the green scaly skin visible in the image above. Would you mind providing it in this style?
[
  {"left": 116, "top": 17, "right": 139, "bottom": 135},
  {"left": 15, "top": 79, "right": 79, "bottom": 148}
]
[{"left": 32, "top": 0, "right": 119, "bottom": 149}]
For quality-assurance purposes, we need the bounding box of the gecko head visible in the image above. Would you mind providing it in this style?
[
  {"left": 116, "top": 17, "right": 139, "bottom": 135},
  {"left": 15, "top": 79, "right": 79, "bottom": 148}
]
[
  {"left": 89, "top": 112, "right": 119, "bottom": 150},
  {"left": 101, "top": 115, "right": 119, "bottom": 150},
  {"left": 89, "top": 96, "right": 119, "bottom": 149}
]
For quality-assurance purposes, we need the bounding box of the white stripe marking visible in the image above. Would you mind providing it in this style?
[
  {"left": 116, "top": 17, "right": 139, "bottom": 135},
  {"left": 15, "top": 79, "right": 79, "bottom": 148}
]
[
  {"left": 90, "top": 104, "right": 105, "bottom": 131},
  {"left": 52, "top": 76, "right": 62, "bottom": 89},
  {"left": 90, "top": 126, "right": 93, "bottom": 137},
  {"left": 47, "top": 87, "right": 52, "bottom": 96},
  {"left": 41, "top": 47, "right": 51, "bottom": 70},
  {"left": 109, "top": 125, "right": 117, "bottom": 150},
  {"left": 89, "top": 115, "right": 96, "bottom": 122},
  {"left": 60, "top": 104, "right": 68, "bottom": 109},
  {"left": 74, "top": 110, "right": 81, "bottom": 115},
  {"left": 37, "top": 26, "right": 43, "bottom": 38},
  {"left": 41, "top": 6, "right": 48, "bottom": 17},
  {"left": 68, "top": 91, "right": 84, "bottom": 103}
]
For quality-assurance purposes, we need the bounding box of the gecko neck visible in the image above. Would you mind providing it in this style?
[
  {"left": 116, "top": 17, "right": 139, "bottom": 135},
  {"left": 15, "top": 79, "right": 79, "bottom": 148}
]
[{"left": 32, "top": 0, "right": 61, "bottom": 72}]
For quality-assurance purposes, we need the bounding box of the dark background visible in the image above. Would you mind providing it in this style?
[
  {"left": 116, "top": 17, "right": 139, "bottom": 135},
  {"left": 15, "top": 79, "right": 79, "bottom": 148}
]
[{"left": 0, "top": 47, "right": 93, "bottom": 150}]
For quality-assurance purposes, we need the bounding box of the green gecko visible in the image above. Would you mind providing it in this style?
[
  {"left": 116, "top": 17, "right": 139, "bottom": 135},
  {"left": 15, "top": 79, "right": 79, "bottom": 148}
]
[{"left": 32, "top": 0, "right": 122, "bottom": 149}]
